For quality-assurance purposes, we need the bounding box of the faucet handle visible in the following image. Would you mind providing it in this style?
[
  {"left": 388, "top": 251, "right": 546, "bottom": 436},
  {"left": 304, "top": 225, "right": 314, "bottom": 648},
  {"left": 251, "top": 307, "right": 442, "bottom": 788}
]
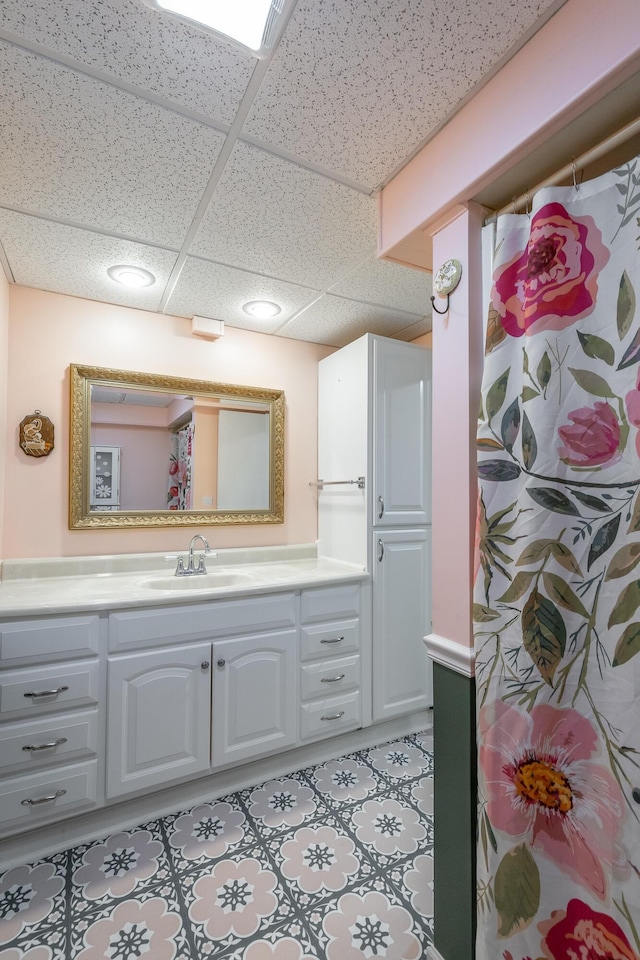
[
  {"left": 196, "top": 554, "right": 207, "bottom": 574},
  {"left": 175, "top": 556, "right": 186, "bottom": 576}
]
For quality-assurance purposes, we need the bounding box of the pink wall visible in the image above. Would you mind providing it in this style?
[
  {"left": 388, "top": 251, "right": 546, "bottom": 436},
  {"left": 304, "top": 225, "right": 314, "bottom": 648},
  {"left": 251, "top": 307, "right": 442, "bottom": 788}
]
[
  {"left": 91, "top": 423, "right": 171, "bottom": 510},
  {"left": 0, "top": 271, "right": 8, "bottom": 560},
  {"left": 379, "top": 0, "right": 640, "bottom": 267},
  {"left": 430, "top": 207, "right": 484, "bottom": 651},
  {"left": 4, "top": 286, "right": 333, "bottom": 558}
]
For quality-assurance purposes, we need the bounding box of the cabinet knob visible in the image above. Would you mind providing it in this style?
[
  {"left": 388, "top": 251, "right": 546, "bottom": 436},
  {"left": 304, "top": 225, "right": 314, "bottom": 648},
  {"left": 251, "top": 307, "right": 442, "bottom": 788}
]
[
  {"left": 201, "top": 661, "right": 210, "bottom": 670},
  {"left": 217, "top": 659, "right": 226, "bottom": 668},
  {"left": 632, "top": 787, "right": 640, "bottom": 804}
]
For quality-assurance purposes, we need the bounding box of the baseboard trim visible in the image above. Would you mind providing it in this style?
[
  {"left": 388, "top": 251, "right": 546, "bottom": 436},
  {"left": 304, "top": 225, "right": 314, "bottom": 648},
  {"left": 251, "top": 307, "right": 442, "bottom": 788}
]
[
  {"left": 423, "top": 632, "right": 475, "bottom": 677},
  {"left": 426, "top": 945, "right": 446, "bottom": 960}
]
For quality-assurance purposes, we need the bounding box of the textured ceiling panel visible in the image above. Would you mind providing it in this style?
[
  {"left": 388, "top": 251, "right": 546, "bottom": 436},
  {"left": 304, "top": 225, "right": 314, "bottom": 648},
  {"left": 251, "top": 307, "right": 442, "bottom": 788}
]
[
  {"left": 0, "top": 0, "right": 254, "bottom": 126},
  {"left": 165, "top": 256, "right": 318, "bottom": 333},
  {"left": 0, "top": 43, "right": 226, "bottom": 247},
  {"left": 332, "top": 254, "right": 432, "bottom": 315},
  {"left": 0, "top": 210, "right": 178, "bottom": 311},
  {"left": 279, "top": 294, "right": 426, "bottom": 347},
  {"left": 244, "top": 0, "right": 564, "bottom": 187},
  {"left": 192, "top": 141, "right": 377, "bottom": 289}
]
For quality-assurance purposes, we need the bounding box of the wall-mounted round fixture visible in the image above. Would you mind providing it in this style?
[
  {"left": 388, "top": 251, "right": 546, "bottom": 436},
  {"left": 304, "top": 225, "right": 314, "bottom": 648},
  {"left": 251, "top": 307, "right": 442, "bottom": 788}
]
[
  {"left": 242, "top": 300, "right": 282, "bottom": 319},
  {"left": 431, "top": 258, "right": 462, "bottom": 315},
  {"left": 107, "top": 265, "right": 156, "bottom": 288}
]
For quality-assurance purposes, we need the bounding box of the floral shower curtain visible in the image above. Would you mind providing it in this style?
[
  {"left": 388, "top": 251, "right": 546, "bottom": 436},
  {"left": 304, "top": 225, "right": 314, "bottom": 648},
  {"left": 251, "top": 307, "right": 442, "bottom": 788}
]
[
  {"left": 168, "top": 421, "right": 194, "bottom": 510},
  {"left": 475, "top": 155, "right": 640, "bottom": 959}
]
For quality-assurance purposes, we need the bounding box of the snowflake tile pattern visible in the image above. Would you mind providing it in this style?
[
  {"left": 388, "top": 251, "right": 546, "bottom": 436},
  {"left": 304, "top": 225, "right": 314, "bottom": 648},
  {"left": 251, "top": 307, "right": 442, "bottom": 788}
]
[{"left": 0, "top": 733, "right": 433, "bottom": 958}]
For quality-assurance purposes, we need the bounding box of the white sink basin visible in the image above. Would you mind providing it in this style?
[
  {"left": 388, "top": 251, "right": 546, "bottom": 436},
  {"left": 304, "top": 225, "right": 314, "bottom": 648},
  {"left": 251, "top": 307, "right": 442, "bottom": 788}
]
[{"left": 143, "top": 571, "right": 255, "bottom": 591}]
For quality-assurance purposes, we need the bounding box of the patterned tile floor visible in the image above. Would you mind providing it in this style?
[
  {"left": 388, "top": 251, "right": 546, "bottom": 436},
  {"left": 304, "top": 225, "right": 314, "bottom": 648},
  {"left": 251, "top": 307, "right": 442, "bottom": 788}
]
[{"left": 0, "top": 731, "right": 434, "bottom": 960}]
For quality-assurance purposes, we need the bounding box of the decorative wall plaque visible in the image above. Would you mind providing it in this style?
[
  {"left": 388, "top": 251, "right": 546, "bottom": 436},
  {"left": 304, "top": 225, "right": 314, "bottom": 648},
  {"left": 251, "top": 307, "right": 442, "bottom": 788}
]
[{"left": 19, "top": 410, "right": 54, "bottom": 457}]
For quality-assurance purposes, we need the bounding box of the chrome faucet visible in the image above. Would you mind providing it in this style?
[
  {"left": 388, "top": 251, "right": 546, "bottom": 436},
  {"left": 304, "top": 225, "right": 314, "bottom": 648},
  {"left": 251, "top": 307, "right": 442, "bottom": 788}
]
[{"left": 175, "top": 535, "right": 213, "bottom": 576}]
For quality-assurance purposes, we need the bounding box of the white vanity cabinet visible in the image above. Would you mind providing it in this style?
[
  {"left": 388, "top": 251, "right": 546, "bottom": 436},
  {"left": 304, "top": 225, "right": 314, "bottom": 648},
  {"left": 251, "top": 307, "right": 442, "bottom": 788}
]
[
  {"left": 105, "top": 591, "right": 302, "bottom": 800},
  {"left": 299, "top": 583, "right": 362, "bottom": 740},
  {"left": 212, "top": 629, "right": 297, "bottom": 767},
  {"left": 106, "top": 643, "right": 211, "bottom": 799},
  {"left": 318, "top": 333, "right": 433, "bottom": 718},
  {"left": 373, "top": 528, "right": 432, "bottom": 721},
  {"left": 0, "top": 614, "right": 101, "bottom": 837}
]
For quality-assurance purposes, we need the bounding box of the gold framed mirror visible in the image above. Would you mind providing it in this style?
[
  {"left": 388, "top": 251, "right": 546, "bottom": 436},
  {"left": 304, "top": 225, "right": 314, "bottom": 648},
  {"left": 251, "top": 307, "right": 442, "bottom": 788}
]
[{"left": 69, "top": 364, "right": 285, "bottom": 529}]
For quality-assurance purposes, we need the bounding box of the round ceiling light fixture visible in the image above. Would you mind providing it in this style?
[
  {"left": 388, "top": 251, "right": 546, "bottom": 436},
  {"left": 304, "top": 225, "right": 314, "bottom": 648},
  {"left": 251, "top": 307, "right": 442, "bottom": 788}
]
[
  {"left": 107, "top": 264, "right": 156, "bottom": 288},
  {"left": 242, "top": 300, "right": 282, "bottom": 320}
]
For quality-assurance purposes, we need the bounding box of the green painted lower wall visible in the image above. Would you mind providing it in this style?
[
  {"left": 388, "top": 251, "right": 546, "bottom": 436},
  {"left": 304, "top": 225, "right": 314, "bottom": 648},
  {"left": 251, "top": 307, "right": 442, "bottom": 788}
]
[{"left": 432, "top": 662, "right": 477, "bottom": 959}]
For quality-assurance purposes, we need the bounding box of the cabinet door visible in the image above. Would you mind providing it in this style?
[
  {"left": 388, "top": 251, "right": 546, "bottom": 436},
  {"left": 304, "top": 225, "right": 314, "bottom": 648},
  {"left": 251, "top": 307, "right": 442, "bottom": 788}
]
[
  {"left": 212, "top": 630, "right": 297, "bottom": 767},
  {"left": 106, "top": 643, "right": 211, "bottom": 799},
  {"left": 373, "top": 339, "right": 431, "bottom": 526},
  {"left": 372, "top": 528, "right": 432, "bottom": 721}
]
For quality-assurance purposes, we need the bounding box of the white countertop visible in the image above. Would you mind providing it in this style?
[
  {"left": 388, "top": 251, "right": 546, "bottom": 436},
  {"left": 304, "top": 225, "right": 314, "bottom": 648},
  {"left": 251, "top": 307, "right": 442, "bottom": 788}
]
[{"left": 0, "top": 546, "right": 368, "bottom": 618}]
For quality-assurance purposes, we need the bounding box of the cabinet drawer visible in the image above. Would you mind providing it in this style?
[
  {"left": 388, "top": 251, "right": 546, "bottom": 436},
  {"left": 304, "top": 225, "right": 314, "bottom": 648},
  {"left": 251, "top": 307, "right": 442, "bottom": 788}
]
[
  {"left": 0, "top": 710, "right": 98, "bottom": 776},
  {"left": 109, "top": 593, "right": 296, "bottom": 651},
  {"left": 300, "top": 619, "right": 359, "bottom": 661},
  {"left": 0, "top": 615, "right": 100, "bottom": 667},
  {"left": 301, "top": 585, "right": 360, "bottom": 624},
  {"left": 300, "top": 655, "right": 360, "bottom": 700},
  {"left": 0, "top": 760, "right": 99, "bottom": 833},
  {"left": 300, "top": 691, "right": 361, "bottom": 741},
  {"left": 0, "top": 661, "right": 100, "bottom": 718}
]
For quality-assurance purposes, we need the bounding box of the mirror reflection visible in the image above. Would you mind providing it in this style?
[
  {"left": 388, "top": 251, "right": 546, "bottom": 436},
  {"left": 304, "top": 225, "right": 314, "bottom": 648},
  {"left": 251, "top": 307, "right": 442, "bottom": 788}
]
[{"left": 69, "top": 365, "right": 285, "bottom": 529}]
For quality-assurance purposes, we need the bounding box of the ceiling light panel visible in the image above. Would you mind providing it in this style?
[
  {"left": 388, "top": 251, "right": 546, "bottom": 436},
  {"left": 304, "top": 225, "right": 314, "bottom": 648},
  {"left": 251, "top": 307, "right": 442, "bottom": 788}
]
[
  {"left": 0, "top": 0, "right": 254, "bottom": 125},
  {"left": 142, "top": 0, "right": 286, "bottom": 57}
]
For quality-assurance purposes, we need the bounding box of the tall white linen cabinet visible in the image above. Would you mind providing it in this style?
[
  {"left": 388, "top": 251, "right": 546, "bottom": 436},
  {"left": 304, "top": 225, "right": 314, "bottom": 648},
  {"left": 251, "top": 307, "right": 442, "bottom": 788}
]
[{"left": 317, "top": 334, "right": 432, "bottom": 729}]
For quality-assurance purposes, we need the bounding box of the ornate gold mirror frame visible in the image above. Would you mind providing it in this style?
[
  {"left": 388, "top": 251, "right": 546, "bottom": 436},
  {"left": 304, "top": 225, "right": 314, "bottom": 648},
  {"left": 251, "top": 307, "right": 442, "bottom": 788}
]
[{"left": 69, "top": 364, "right": 285, "bottom": 529}]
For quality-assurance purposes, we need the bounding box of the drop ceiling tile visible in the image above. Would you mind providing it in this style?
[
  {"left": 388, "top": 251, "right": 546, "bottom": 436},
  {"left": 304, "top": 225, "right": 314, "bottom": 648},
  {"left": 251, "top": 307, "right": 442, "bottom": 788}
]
[
  {"left": 0, "top": 209, "right": 178, "bottom": 310},
  {"left": 0, "top": 0, "right": 253, "bottom": 126},
  {"left": 244, "top": 0, "right": 565, "bottom": 187},
  {"left": 191, "top": 142, "right": 377, "bottom": 289},
  {"left": 165, "top": 256, "right": 319, "bottom": 333},
  {"left": 332, "top": 254, "right": 432, "bottom": 314},
  {"left": 279, "top": 294, "right": 425, "bottom": 348},
  {"left": 0, "top": 42, "right": 226, "bottom": 247}
]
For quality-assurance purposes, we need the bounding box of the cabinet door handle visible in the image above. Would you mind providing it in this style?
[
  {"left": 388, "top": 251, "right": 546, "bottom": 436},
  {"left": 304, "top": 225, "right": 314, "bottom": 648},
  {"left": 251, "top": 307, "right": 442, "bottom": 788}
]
[
  {"left": 378, "top": 539, "right": 384, "bottom": 561},
  {"left": 23, "top": 685, "right": 69, "bottom": 699},
  {"left": 378, "top": 495, "right": 384, "bottom": 519},
  {"left": 21, "top": 789, "right": 66, "bottom": 806},
  {"left": 321, "top": 674, "right": 346, "bottom": 683},
  {"left": 201, "top": 661, "right": 210, "bottom": 670},
  {"left": 22, "top": 737, "right": 68, "bottom": 752},
  {"left": 320, "top": 636, "right": 344, "bottom": 645},
  {"left": 217, "top": 659, "right": 226, "bottom": 668},
  {"left": 321, "top": 711, "right": 345, "bottom": 721}
]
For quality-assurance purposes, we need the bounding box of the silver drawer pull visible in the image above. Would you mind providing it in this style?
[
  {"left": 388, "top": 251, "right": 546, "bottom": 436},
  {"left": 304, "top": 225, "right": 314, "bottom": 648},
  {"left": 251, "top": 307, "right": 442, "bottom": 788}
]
[
  {"left": 21, "top": 789, "right": 66, "bottom": 806},
  {"left": 23, "top": 685, "right": 69, "bottom": 699},
  {"left": 321, "top": 711, "right": 345, "bottom": 721},
  {"left": 321, "top": 674, "right": 346, "bottom": 683},
  {"left": 22, "top": 737, "right": 68, "bottom": 752},
  {"left": 320, "top": 636, "right": 344, "bottom": 645}
]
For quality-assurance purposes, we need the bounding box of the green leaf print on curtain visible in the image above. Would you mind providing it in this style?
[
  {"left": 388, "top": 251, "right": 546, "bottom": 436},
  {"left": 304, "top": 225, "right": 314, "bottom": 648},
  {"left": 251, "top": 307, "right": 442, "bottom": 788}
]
[{"left": 475, "top": 155, "right": 640, "bottom": 960}]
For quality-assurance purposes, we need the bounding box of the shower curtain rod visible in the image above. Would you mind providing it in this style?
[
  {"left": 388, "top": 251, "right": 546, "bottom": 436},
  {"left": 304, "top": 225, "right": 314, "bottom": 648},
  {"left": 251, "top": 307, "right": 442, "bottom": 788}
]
[{"left": 485, "top": 115, "right": 640, "bottom": 223}]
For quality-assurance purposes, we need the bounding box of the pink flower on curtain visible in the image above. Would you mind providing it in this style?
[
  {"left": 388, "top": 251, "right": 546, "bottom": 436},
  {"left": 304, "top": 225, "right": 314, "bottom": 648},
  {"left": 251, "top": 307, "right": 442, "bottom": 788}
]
[
  {"left": 625, "top": 370, "right": 640, "bottom": 455},
  {"left": 538, "top": 898, "right": 639, "bottom": 960},
  {"left": 492, "top": 202, "right": 609, "bottom": 337},
  {"left": 479, "top": 700, "right": 625, "bottom": 899},
  {"left": 557, "top": 401, "right": 622, "bottom": 466}
]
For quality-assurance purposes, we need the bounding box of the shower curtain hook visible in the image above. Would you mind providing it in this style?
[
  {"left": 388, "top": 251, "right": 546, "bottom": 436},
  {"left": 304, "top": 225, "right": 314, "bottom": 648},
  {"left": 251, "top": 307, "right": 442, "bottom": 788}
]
[
  {"left": 525, "top": 190, "right": 530, "bottom": 217},
  {"left": 572, "top": 159, "right": 579, "bottom": 192}
]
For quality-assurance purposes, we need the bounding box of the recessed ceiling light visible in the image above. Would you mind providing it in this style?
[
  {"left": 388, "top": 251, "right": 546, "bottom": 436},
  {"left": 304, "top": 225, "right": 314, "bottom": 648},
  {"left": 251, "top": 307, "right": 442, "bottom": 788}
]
[
  {"left": 242, "top": 300, "right": 282, "bottom": 319},
  {"left": 141, "top": 0, "right": 286, "bottom": 57},
  {"left": 107, "top": 265, "right": 156, "bottom": 288}
]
